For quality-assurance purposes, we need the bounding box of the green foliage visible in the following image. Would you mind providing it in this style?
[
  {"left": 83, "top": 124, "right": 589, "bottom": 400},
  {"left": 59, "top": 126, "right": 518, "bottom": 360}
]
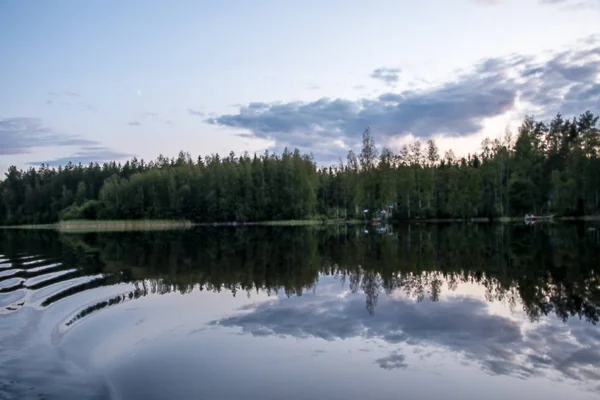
[
  {"left": 0, "top": 111, "right": 599, "bottom": 224},
  {"left": 59, "top": 200, "right": 102, "bottom": 221},
  {"left": 59, "top": 204, "right": 81, "bottom": 221}
]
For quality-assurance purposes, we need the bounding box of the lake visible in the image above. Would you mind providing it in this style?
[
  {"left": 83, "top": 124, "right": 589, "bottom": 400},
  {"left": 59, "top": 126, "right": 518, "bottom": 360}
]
[{"left": 1, "top": 223, "right": 599, "bottom": 400}]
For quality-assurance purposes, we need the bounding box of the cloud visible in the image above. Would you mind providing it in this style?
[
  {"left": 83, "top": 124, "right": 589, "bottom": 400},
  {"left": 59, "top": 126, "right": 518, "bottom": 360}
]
[
  {"left": 1, "top": 117, "right": 129, "bottom": 168},
  {"left": 207, "top": 38, "right": 599, "bottom": 163},
  {"left": 136, "top": 111, "right": 172, "bottom": 125},
  {"left": 46, "top": 101, "right": 97, "bottom": 112},
  {"left": 518, "top": 47, "right": 600, "bottom": 116},
  {"left": 48, "top": 91, "right": 80, "bottom": 98},
  {"left": 187, "top": 108, "right": 205, "bottom": 117},
  {"left": 27, "top": 146, "right": 134, "bottom": 166},
  {"left": 375, "top": 352, "right": 408, "bottom": 370},
  {"left": 206, "top": 73, "right": 516, "bottom": 153},
  {"left": 539, "top": 0, "right": 600, "bottom": 9},
  {"left": 0, "top": 117, "right": 98, "bottom": 155},
  {"left": 46, "top": 91, "right": 97, "bottom": 112},
  {"left": 211, "top": 290, "right": 600, "bottom": 388},
  {"left": 370, "top": 67, "right": 401, "bottom": 85}
]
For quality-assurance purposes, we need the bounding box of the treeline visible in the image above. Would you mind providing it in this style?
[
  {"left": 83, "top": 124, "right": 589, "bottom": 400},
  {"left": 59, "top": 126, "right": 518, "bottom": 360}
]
[
  {"left": 0, "top": 150, "right": 318, "bottom": 224},
  {"left": 0, "top": 110, "right": 598, "bottom": 224}
]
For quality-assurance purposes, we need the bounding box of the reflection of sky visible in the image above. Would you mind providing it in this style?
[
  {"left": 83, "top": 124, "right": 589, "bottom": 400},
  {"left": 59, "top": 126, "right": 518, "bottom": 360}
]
[
  {"left": 209, "top": 274, "right": 600, "bottom": 396},
  {"left": 50, "top": 272, "right": 600, "bottom": 400}
]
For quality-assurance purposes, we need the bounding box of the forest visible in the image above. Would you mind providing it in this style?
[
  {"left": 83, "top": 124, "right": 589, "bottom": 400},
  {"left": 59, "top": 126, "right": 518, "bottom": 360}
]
[{"left": 0, "top": 110, "right": 598, "bottom": 225}]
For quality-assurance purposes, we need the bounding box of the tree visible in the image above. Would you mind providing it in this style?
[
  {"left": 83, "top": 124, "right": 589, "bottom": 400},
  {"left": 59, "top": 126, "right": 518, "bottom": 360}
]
[
  {"left": 75, "top": 181, "right": 87, "bottom": 206},
  {"left": 2, "top": 111, "right": 600, "bottom": 225},
  {"left": 359, "top": 128, "right": 378, "bottom": 171}
]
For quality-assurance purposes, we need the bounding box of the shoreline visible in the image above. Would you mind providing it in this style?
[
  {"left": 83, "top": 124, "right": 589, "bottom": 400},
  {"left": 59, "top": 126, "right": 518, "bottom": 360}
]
[
  {"left": 1, "top": 220, "right": 195, "bottom": 232},
  {"left": 1, "top": 215, "right": 598, "bottom": 231}
]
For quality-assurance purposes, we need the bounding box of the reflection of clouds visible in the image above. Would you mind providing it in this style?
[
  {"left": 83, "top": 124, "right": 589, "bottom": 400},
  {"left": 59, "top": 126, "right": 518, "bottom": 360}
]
[
  {"left": 526, "top": 322, "right": 600, "bottom": 382},
  {"left": 211, "top": 291, "right": 600, "bottom": 387}
]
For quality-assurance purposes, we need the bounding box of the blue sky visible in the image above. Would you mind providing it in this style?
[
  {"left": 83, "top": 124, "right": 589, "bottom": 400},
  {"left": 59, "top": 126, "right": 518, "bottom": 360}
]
[{"left": 1, "top": 0, "right": 599, "bottom": 173}]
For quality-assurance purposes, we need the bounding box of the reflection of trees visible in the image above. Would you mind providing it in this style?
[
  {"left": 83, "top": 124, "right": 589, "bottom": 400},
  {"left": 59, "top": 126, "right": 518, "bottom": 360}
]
[
  {"left": 94, "top": 227, "right": 322, "bottom": 298},
  {"left": 65, "top": 280, "right": 172, "bottom": 326},
  {"left": 1, "top": 223, "right": 599, "bottom": 324},
  {"left": 326, "top": 224, "right": 600, "bottom": 322}
]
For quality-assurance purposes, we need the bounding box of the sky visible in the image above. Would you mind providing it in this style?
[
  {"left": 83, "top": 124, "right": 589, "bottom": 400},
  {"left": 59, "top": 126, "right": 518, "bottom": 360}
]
[{"left": 1, "top": 0, "right": 599, "bottom": 174}]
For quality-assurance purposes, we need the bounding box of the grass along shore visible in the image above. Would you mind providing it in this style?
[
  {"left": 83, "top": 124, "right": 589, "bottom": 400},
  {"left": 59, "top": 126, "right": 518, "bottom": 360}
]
[
  {"left": 2, "top": 219, "right": 194, "bottom": 232},
  {"left": 0, "top": 218, "right": 360, "bottom": 231},
  {"left": 57, "top": 219, "right": 194, "bottom": 232}
]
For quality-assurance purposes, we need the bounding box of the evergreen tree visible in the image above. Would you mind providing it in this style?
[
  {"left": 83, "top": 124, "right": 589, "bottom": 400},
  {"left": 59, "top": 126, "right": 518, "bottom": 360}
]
[{"left": 1, "top": 111, "right": 599, "bottom": 224}]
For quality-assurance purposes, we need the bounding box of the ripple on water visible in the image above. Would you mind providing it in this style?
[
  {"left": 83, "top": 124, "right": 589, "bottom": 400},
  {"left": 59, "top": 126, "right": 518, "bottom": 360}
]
[
  {"left": 0, "top": 251, "right": 117, "bottom": 400},
  {"left": 0, "top": 269, "right": 22, "bottom": 279},
  {"left": 0, "top": 250, "right": 109, "bottom": 315},
  {"left": 0, "top": 290, "right": 26, "bottom": 311},
  {"left": 0, "top": 278, "right": 25, "bottom": 292}
]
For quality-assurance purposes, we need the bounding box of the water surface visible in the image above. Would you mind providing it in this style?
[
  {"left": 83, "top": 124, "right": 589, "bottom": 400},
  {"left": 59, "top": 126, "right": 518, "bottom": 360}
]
[{"left": 1, "top": 223, "right": 599, "bottom": 400}]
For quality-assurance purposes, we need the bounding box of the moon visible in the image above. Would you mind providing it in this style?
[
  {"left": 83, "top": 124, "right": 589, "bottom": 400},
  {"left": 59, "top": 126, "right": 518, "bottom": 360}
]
[{"left": 137, "top": 89, "right": 142, "bottom": 96}]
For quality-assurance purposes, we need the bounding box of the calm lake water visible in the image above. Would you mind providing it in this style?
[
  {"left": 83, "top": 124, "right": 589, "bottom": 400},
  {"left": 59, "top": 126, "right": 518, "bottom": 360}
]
[{"left": 1, "top": 223, "right": 599, "bottom": 400}]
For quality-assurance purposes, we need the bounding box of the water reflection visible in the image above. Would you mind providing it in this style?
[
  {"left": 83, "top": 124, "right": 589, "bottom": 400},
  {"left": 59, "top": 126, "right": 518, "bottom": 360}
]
[
  {"left": 212, "top": 278, "right": 600, "bottom": 382},
  {"left": 7, "top": 224, "right": 597, "bottom": 320},
  {"left": 0, "top": 223, "right": 599, "bottom": 399}
]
